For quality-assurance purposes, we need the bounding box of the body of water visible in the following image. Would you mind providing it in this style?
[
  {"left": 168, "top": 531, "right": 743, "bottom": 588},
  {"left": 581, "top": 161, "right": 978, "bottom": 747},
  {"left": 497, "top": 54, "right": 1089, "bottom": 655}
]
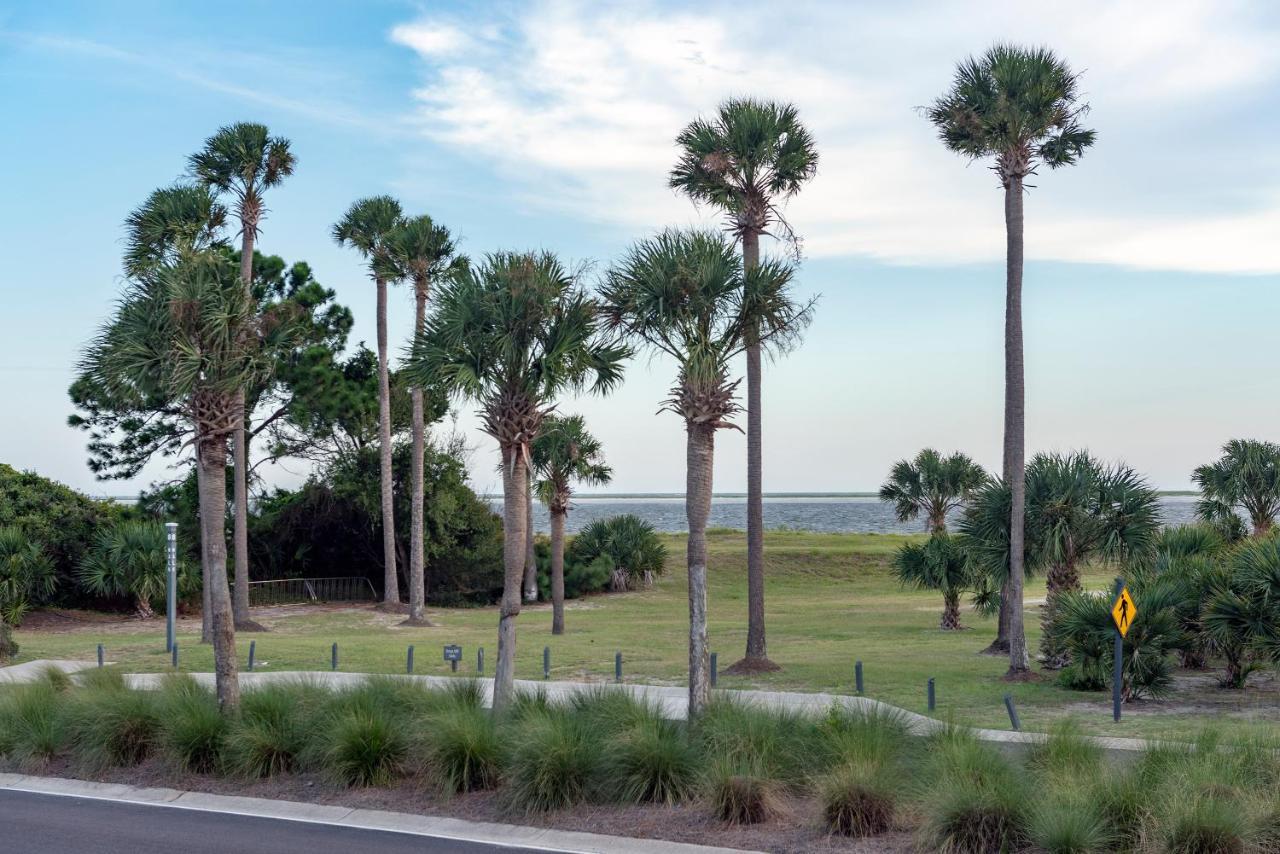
[{"left": 489, "top": 494, "right": 1201, "bottom": 535}]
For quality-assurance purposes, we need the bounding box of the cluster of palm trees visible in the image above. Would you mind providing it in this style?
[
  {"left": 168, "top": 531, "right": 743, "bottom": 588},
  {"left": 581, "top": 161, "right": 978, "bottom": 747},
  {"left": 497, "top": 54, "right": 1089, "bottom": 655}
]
[{"left": 78, "top": 41, "right": 1118, "bottom": 714}]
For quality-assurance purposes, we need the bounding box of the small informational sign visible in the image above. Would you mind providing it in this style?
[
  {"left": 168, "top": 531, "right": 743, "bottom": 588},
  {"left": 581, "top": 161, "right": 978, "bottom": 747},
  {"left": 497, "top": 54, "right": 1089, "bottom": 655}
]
[
  {"left": 443, "top": 644, "right": 463, "bottom": 662},
  {"left": 1111, "top": 587, "right": 1137, "bottom": 637}
]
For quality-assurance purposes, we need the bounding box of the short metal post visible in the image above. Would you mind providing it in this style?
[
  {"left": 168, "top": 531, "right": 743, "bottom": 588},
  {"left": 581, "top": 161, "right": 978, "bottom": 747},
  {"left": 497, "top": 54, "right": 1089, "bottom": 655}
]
[
  {"left": 543, "top": 646, "right": 550, "bottom": 680},
  {"left": 1113, "top": 577, "right": 1124, "bottom": 723},
  {"left": 165, "top": 522, "right": 177, "bottom": 653},
  {"left": 331, "top": 643, "right": 338, "bottom": 671},
  {"left": 928, "top": 677, "right": 936, "bottom": 712},
  {"left": 477, "top": 647, "right": 484, "bottom": 674},
  {"left": 615, "top": 651, "right": 622, "bottom": 683},
  {"left": 407, "top": 645, "right": 414, "bottom": 674},
  {"left": 97, "top": 644, "right": 104, "bottom": 668},
  {"left": 855, "top": 660, "right": 864, "bottom": 694},
  {"left": 710, "top": 652, "right": 718, "bottom": 687},
  {"left": 450, "top": 657, "right": 458, "bottom": 674},
  {"left": 171, "top": 642, "right": 178, "bottom": 669},
  {"left": 1004, "top": 694, "right": 1021, "bottom": 731},
  {"left": 248, "top": 640, "right": 256, "bottom": 672}
]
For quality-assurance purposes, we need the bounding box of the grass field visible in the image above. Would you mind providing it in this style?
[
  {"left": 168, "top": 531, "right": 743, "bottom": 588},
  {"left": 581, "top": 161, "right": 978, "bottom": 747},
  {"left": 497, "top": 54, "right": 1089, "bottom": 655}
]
[{"left": 9, "top": 530, "right": 1278, "bottom": 741}]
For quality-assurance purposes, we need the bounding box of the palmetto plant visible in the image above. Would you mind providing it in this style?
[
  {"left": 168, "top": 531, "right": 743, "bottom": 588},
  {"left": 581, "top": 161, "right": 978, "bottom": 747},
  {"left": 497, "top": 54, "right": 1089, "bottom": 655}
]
[
  {"left": 569, "top": 515, "right": 666, "bottom": 594},
  {"left": 531, "top": 414, "right": 612, "bottom": 635},
  {"left": 603, "top": 229, "right": 797, "bottom": 715},
  {"left": 1202, "top": 535, "right": 1280, "bottom": 688},
  {"left": 671, "top": 98, "right": 818, "bottom": 673},
  {"left": 893, "top": 532, "right": 981, "bottom": 630},
  {"left": 191, "top": 123, "right": 295, "bottom": 632},
  {"left": 385, "top": 213, "right": 462, "bottom": 626},
  {"left": 929, "top": 44, "right": 1095, "bottom": 677},
  {"left": 334, "top": 195, "right": 405, "bottom": 612},
  {"left": 0, "top": 528, "right": 56, "bottom": 627},
  {"left": 879, "top": 449, "right": 987, "bottom": 534},
  {"left": 406, "top": 251, "right": 625, "bottom": 711},
  {"left": 1193, "top": 439, "right": 1280, "bottom": 538},
  {"left": 78, "top": 521, "right": 188, "bottom": 619}
]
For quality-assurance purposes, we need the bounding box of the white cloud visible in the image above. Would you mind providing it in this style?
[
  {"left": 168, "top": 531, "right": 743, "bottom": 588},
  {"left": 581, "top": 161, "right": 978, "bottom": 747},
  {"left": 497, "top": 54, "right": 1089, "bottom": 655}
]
[
  {"left": 390, "top": 0, "right": 1280, "bottom": 274},
  {"left": 389, "top": 21, "right": 472, "bottom": 57}
]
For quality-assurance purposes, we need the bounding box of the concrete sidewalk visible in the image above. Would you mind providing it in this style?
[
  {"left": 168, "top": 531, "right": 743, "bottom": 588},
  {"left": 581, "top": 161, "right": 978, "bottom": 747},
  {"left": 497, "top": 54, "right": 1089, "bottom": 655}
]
[{"left": 1, "top": 658, "right": 1155, "bottom": 756}]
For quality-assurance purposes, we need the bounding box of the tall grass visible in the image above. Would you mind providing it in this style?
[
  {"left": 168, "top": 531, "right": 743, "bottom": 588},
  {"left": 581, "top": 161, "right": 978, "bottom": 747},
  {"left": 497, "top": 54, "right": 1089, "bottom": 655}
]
[
  {"left": 915, "top": 730, "right": 1030, "bottom": 853},
  {"left": 419, "top": 704, "right": 502, "bottom": 794},
  {"left": 0, "top": 681, "right": 66, "bottom": 767},
  {"left": 67, "top": 675, "right": 160, "bottom": 771},
  {"left": 603, "top": 716, "right": 700, "bottom": 805},
  {"left": 156, "top": 675, "right": 227, "bottom": 773},
  {"left": 694, "top": 697, "right": 818, "bottom": 791},
  {"left": 226, "top": 682, "right": 324, "bottom": 778},
  {"left": 504, "top": 706, "right": 600, "bottom": 814}
]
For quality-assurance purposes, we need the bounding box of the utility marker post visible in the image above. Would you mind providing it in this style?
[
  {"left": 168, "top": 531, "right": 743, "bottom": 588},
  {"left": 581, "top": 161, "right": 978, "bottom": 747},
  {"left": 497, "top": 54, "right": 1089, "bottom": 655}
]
[{"left": 165, "top": 522, "right": 178, "bottom": 653}]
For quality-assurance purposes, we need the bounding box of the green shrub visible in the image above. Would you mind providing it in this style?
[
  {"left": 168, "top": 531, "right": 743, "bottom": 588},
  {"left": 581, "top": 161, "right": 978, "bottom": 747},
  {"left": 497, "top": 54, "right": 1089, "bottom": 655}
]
[
  {"left": 820, "top": 759, "right": 898, "bottom": 837},
  {"left": 157, "top": 676, "right": 227, "bottom": 773},
  {"left": 0, "top": 527, "right": 57, "bottom": 625},
  {"left": 226, "top": 684, "right": 321, "bottom": 778},
  {"left": 694, "top": 697, "right": 817, "bottom": 789},
  {"left": 0, "top": 681, "right": 66, "bottom": 766},
  {"left": 78, "top": 521, "right": 194, "bottom": 618},
  {"left": 568, "top": 687, "right": 661, "bottom": 735},
  {"left": 706, "top": 757, "right": 781, "bottom": 825},
  {"left": 1083, "top": 770, "right": 1150, "bottom": 851},
  {"left": 321, "top": 710, "right": 407, "bottom": 787},
  {"left": 1029, "top": 786, "right": 1114, "bottom": 854},
  {"left": 917, "top": 732, "right": 1029, "bottom": 853},
  {"left": 817, "top": 705, "right": 912, "bottom": 769},
  {"left": 420, "top": 705, "right": 502, "bottom": 794},
  {"left": 1157, "top": 793, "right": 1251, "bottom": 854},
  {"left": 568, "top": 515, "right": 666, "bottom": 591},
  {"left": 604, "top": 717, "right": 699, "bottom": 805},
  {"left": 504, "top": 710, "right": 599, "bottom": 813},
  {"left": 68, "top": 683, "right": 160, "bottom": 770},
  {"left": 1028, "top": 719, "right": 1103, "bottom": 779}
]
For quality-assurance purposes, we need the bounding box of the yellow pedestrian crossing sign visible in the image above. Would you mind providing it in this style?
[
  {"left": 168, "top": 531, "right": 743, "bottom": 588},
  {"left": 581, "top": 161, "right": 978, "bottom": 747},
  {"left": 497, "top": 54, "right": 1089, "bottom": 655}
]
[{"left": 1111, "top": 587, "right": 1137, "bottom": 637}]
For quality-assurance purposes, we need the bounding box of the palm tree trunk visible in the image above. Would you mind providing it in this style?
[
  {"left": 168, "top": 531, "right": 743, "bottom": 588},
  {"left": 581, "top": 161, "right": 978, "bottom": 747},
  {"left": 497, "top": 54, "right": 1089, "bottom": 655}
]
[
  {"left": 941, "top": 590, "right": 961, "bottom": 630},
  {"left": 197, "top": 434, "right": 239, "bottom": 712},
  {"left": 686, "top": 421, "right": 715, "bottom": 718},
  {"left": 1040, "top": 558, "right": 1080, "bottom": 669},
  {"left": 550, "top": 507, "right": 566, "bottom": 635},
  {"left": 738, "top": 229, "right": 775, "bottom": 672},
  {"left": 1004, "top": 175, "right": 1030, "bottom": 677},
  {"left": 494, "top": 445, "right": 528, "bottom": 712},
  {"left": 407, "top": 280, "right": 429, "bottom": 625},
  {"left": 523, "top": 472, "right": 538, "bottom": 602},
  {"left": 376, "top": 275, "right": 399, "bottom": 611},
  {"left": 197, "top": 459, "right": 211, "bottom": 644},
  {"left": 232, "top": 232, "right": 255, "bottom": 629}
]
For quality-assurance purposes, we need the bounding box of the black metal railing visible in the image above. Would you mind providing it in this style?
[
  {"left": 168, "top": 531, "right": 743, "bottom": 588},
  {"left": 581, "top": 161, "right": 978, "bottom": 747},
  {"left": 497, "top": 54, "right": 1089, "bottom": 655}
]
[{"left": 247, "top": 576, "right": 378, "bottom": 606}]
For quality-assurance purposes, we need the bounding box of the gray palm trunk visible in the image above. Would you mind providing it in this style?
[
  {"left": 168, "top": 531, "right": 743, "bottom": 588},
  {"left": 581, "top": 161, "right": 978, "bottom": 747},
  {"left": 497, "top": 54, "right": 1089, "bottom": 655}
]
[
  {"left": 376, "top": 275, "right": 399, "bottom": 609},
  {"left": 231, "top": 231, "right": 254, "bottom": 629},
  {"left": 742, "top": 230, "right": 769, "bottom": 666},
  {"left": 941, "top": 590, "right": 961, "bottom": 631},
  {"left": 407, "top": 282, "right": 429, "bottom": 624},
  {"left": 550, "top": 505, "right": 566, "bottom": 635},
  {"left": 523, "top": 473, "right": 537, "bottom": 602},
  {"left": 197, "top": 459, "right": 212, "bottom": 643},
  {"left": 1004, "top": 175, "right": 1030, "bottom": 675},
  {"left": 493, "top": 447, "right": 529, "bottom": 711},
  {"left": 686, "top": 421, "right": 715, "bottom": 717},
  {"left": 197, "top": 436, "right": 240, "bottom": 711}
]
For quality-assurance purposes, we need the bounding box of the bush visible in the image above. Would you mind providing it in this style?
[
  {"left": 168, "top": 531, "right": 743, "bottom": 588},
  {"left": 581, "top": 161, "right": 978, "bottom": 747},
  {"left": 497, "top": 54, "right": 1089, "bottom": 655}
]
[
  {"left": 0, "top": 680, "right": 66, "bottom": 767},
  {"left": 1029, "top": 792, "right": 1114, "bottom": 854},
  {"left": 321, "top": 709, "right": 408, "bottom": 787},
  {"left": 694, "top": 697, "right": 817, "bottom": 789},
  {"left": 226, "top": 684, "right": 322, "bottom": 778},
  {"left": 1052, "top": 585, "right": 1179, "bottom": 699},
  {"left": 568, "top": 515, "right": 666, "bottom": 591},
  {"left": 917, "top": 732, "right": 1030, "bottom": 853},
  {"left": 604, "top": 717, "right": 699, "bottom": 805},
  {"left": 1028, "top": 719, "right": 1103, "bottom": 779},
  {"left": 1157, "top": 793, "right": 1251, "bottom": 854},
  {"left": 78, "top": 521, "right": 196, "bottom": 618},
  {"left": 820, "top": 759, "right": 898, "bottom": 836},
  {"left": 707, "top": 758, "right": 782, "bottom": 825},
  {"left": 67, "top": 678, "right": 160, "bottom": 770},
  {"left": 0, "top": 527, "right": 57, "bottom": 625},
  {"left": 157, "top": 676, "right": 227, "bottom": 773},
  {"left": 504, "top": 709, "right": 599, "bottom": 813},
  {"left": 420, "top": 704, "right": 502, "bottom": 794}
]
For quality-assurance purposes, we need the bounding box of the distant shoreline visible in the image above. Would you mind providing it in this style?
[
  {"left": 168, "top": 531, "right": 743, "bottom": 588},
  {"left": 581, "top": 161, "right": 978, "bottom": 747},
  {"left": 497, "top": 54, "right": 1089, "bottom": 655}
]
[{"left": 479, "top": 490, "right": 1201, "bottom": 500}]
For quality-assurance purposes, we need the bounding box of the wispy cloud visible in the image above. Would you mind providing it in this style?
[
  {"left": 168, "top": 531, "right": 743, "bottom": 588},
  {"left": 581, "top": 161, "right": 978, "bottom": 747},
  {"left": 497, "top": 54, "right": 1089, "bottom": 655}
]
[{"left": 390, "top": 0, "right": 1280, "bottom": 273}]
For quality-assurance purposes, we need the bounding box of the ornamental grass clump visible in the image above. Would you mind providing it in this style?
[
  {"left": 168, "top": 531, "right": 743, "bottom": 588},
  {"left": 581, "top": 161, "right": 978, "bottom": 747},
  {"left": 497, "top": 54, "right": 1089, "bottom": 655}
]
[
  {"left": 1027, "top": 719, "right": 1103, "bottom": 780},
  {"left": 0, "top": 680, "right": 67, "bottom": 767},
  {"left": 1028, "top": 787, "right": 1115, "bottom": 854},
  {"left": 819, "top": 759, "right": 898, "bottom": 837},
  {"left": 694, "top": 697, "right": 818, "bottom": 791},
  {"left": 157, "top": 675, "right": 227, "bottom": 774},
  {"left": 916, "top": 730, "right": 1030, "bottom": 854},
  {"left": 321, "top": 709, "right": 408, "bottom": 787},
  {"left": 67, "top": 678, "right": 160, "bottom": 771},
  {"left": 419, "top": 704, "right": 502, "bottom": 794},
  {"left": 604, "top": 716, "right": 700, "bottom": 806},
  {"left": 706, "top": 756, "right": 783, "bottom": 825},
  {"left": 504, "top": 707, "right": 600, "bottom": 814},
  {"left": 226, "top": 683, "right": 323, "bottom": 778}
]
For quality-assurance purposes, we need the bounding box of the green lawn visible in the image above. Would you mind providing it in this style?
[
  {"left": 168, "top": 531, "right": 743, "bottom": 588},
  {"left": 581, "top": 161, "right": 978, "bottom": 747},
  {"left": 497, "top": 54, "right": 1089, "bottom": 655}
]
[{"left": 10, "top": 530, "right": 1278, "bottom": 741}]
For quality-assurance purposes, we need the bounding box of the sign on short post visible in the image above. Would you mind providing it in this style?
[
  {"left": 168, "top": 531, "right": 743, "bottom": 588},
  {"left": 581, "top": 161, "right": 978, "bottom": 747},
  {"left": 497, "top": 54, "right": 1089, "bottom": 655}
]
[
  {"left": 1110, "top": 579, "right": 1137, "bottom": 722},
  {"left": 165, "top": 523, "right": 177, "bottom": 653},
  {"left": 443, "top": 644, "right": 462, "bottom": 673}
]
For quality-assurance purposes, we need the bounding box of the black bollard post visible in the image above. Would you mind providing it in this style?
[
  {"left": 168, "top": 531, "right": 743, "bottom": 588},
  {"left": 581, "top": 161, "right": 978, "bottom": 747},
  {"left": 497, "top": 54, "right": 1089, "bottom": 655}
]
[
  {"left": 710, "top": 652, "right": 718, "bottom": 688},
  {"left": 331, "top": 643, "right": 338, "bottom": 672},
  {"left": 248, "top": 640, "right": 256, "bottom": 672},
  {"left": 927, "top": 677, "right": 936, "bottom": 712},
  {"left": 477, "top": 647, "right": 484, "bottom": 674},
  {"left": 171, "top": 642, "right": 178, "bottom": 669},
  {"left": 543, "top": 646, "right": 550, "bottom": 680},
  {"left": 97, "top": 644, "right": 104, "bottom": 668},
  {"left": 407, "top": 645, "right": 415, "bottom": 674},
  {"left": 855, "top": 660, "right": 864, "bottom": 694},
  {"left": 615, "top": 651, "right": 622, "bottom": 683},
  {"left": 1004, "top": 694, "right": 1021, "bottom": 731}
]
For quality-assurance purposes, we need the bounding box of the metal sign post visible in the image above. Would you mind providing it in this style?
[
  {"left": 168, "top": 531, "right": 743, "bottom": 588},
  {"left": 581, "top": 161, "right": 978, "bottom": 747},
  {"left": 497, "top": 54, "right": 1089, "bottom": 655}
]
[
  {"left": 1110, "top": 578, "right": 1137, "bottom": 723},
  {"left": 165, "top": 523, "right": 178, "bottom": 653}
]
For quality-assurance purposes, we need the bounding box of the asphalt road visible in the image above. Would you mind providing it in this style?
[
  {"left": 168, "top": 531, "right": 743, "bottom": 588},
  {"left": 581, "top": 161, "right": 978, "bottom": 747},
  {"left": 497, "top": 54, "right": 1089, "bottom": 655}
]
[{"left": 0, "top": 789, "right": 550, "bottom": 854}]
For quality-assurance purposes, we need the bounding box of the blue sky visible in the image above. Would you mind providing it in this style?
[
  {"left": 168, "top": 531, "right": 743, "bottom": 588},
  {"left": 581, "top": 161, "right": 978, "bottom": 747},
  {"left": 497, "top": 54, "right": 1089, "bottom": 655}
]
[{"left": 1, "top": 0, "right": 1278, "bottom": 497}]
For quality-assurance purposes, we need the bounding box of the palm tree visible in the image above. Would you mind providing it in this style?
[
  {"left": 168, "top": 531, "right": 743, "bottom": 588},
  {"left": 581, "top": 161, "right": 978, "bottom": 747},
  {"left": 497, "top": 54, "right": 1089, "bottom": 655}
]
[
  {"left": 334, "top": 196, "right": 405, "bottom": 612},
  {"left": 406, "top": 252, "right": 625, "bottom": 711},
  {"left": 79, "top": 248, "right": 295, "bottom": 711},
  {"left": 879, "top": 449, "right": 987, "bottom": 534},
  {"left": 603, "top": 229, "right": 798, "bottom": 716},
  {"left": 671, "top": 99, "right": 818, "bottom": 674},
  {"left": 191, "top": 123, "right": 294, "bottom": 632},
  {"left": 1193, "top": 439, "right": 1280, "bottom": 537},
  {"left": 531, "top": 414, "right": 612, "bottom": 634},
  {"left": 385, "top": 214, "right": 460, "bottom": 626},
  {"left": 524, "top": 469, "right": 538, "bottom": 603},
  {"left": 0, "top": 528, "right": 56, "bottom": 627},
  {"left": 79, "top": 521, "right": 180, "bottom": 618},
  {"left": 893, "top": 533, "right": 978, "bottom": 630},
  {"left": 1025, "top": 451, "right": 1160, "bottom": 667},
  {"left": 928, "top": 45, "right": 1095, "bottom": 677}
]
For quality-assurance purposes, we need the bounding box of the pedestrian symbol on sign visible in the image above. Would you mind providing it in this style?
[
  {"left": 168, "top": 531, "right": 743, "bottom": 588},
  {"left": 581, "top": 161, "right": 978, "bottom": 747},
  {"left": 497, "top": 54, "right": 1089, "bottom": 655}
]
[{"left": 1110, "top": 587, "right": 1137, "bottom": 637}]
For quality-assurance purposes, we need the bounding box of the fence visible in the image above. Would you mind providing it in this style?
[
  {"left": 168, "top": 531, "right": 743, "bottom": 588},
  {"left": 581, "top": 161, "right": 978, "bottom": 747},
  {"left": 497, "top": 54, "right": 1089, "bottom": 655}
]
[{"left": 247, "top": 576, "right": 377, "bottom": 607}]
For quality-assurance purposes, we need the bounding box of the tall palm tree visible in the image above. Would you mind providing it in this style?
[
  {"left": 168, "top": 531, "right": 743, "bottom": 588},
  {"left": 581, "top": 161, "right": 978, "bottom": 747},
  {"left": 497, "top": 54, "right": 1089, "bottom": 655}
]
[
  {"left": 879, "top": 449, "right": 987, "bottom": 534},
  {"left": 385, "top": 214, "right": 460, "bottom": 626},
  {"left": 603, "top": 229, "right": 797, "bottom": 716},
  {"left": 80, "top": 247, "right": 295, "bottom": 712},
  {"left": 670, "top": 99, "right": 818, "bottom": 674},
  {"left": 406, "top": 252, "right": 625, "bottom": 711},
  {"left": 334, "top": 196, "right": 405, "bottom": 612},
  {"left": 928, "top": 45, "right": 1095, "bottom": 677},
  {"left": 122, "top": 184, "right": 227, "bottom": 642},
  {"left": 531, "top": 414, "right": 612, "bottom": 635},
  {"left": 190, "top": 123, "right": 295, "bottom": 632},
  {"left": 1193, "top": 439, "right": 1280, "bottom": 537}
]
